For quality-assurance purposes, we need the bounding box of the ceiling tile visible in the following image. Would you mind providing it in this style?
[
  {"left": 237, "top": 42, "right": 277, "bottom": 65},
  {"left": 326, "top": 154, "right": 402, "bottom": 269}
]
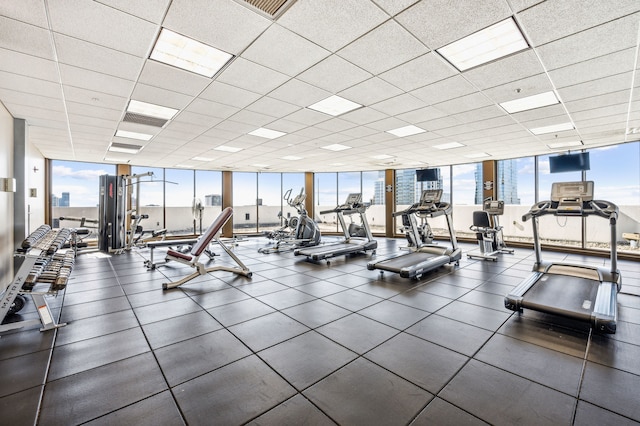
[
  {"left": 482, "top": 73, "right": 554, "bottom": 104},
  {"left": 0, "top": 89, "right": 64, "bottom": 112},
  {"left": 548, "top": 48, "right": 637, "bottom": 89},
  {"left": 339, "top": 77, "right": 403, "bottom": 106},
  {"left": 278, "top": 0, "right": 389, "bottom": 52},
  {"left": 163, "top": 0, "right": 270, "bottom": 55},
  {"left": 185, "top": 98, "right": 240, "bottom": 120},
  {"left": 54, "top": 34, "right": 143, "bottom": 82},
  {"left": 59, "top": 64, "right": 135, "bottom": 98},
  {"left": 396, "top": 0, "right": 512, "bottom": 49},
  {"left": 0, "top": 0, "right": 49, "bottom": 27},
  {"left": 245, "top": 96, "right": 300, "bottom": 118},
  {"left": 199, "top": 81, "right": 261, "bottom": 108},
  {"left": 0, "top": 16, "right": 54, "bottom": 60},
  {"left": 268, "top": 79, "right": 331, "bottom": 107},
  {"left": 557, "top": 72, "right": 634, "bottom": 103},
  {"left": 0, "top": 70, "right": 62, "bottom": 99},
  {"left": 337, "top": 20, "right": 429, "bottom": 75},
  {"left": 297, "top": 54, "right": 372, "bottom": 93},
  {"left": 411, "top": 75, "right": 476, "bottom": 105},
  {"left": 241, "top": 24, "right": 329, "bottom": 77},
  {"left": 535, "top": 13, "right": 640, "bottom": 71},
  {"left": 130, "top": 83, "right": 193, "bottom": 111},
  {"left": 47, "top": 0, "right": 158, "bottom": 57},
  {"left": 217, "top": 58, "right": 290, "bottom": 95},
  {"left": 138, "top": 60, "right": 212, "bottom": 96},
  {"left": 396, "top": 106, "right": 446, "bottom": 124},
  {"left": 283, "top": 108, "right": 330, "bottom": 126},
  {"left": 340, "top": 107, "right": 388, "bottom": 126},
  {"left": 63, "top": 85, "right": 128, "bottom": 111},
  {"left": 371, "top": 93, "right": 427, "bottom": 115},
  {"left": 463, "top": 50, "right": 545, "bottom": 90},
  {"left": 518, "top": 0, "right": 640, "bottom": 47},
  {"left": 95, "top": 0, "right": 171, "bottom": 24},
  {"left": 0, "top": 47, "right": 59, "bottom": 82},
  {"left": 379, "top": 52, "right": 456, "bottom": 92},
  {"left": 372, "top": 0, "right": 420, "bottom": 16}
]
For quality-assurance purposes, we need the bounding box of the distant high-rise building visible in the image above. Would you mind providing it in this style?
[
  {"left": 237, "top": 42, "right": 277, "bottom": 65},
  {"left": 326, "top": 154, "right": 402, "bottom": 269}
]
[
  {"left": 396, "top": 169, "right": 445, "bottom": 205},
  {"left": 474, "top": 160, "right": 520, "bottom": 204},
  {"left": 60, "top": 192, "right": 70, "bottom": 207},
  {"left": 51, "top": 194, "right": 59, "bottom": 207},
  {"left": 373, "top": 180, "right": 385, "bottom": 205},
  {"left": 204, "top": 194, "right": 222, "bottom": 206}
]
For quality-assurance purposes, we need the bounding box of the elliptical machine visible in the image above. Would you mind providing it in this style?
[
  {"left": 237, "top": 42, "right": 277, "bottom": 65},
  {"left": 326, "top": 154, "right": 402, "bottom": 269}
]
[
  {"left": 259, "top": 188, "right": 321, "bottom": 254},
  {"left": 467, "top": 198, "right": 513, "bottom": 261}
]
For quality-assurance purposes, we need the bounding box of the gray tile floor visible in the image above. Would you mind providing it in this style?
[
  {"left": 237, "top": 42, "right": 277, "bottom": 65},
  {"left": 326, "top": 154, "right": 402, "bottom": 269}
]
[{"left": 1, "top": 238, "right": 639, "bottom": 425}]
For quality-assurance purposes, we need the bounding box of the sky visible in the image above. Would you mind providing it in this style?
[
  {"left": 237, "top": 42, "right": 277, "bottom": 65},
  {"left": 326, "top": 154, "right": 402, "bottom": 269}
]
[{"left": 51, "top": 143, "right": 640, "bottom": 210}]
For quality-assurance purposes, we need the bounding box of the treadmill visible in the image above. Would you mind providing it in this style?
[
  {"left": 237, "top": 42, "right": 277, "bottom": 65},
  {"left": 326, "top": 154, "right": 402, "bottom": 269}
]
[
  {"left": 504, "top": 181, "right": 621, "bottom": 333},
  {"left": 294, "top": 193, "right": 377, "bottom": 263},
  {"left": 367, "top": 189, "right": 461, "bottom": 279}
]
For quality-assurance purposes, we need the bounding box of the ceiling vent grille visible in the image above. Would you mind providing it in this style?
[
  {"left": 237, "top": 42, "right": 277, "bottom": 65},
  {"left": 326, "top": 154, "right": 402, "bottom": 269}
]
[
  {"left": 236, "top": 0, "right": 296, "bottom": 19},
  {"left": 123, "top": 112, "right": 168, "bottom": 128}
]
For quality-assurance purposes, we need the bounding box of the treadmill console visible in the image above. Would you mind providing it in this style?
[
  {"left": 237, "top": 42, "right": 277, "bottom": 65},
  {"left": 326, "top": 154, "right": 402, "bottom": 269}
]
[
  {"left": 551, "top": 181, "right": 594, "bottom": 216},
  {"left": 419, "top": 189, "right": 442, "bottom": 207},
  {"left": 483, "top": 199, "right": 504, "bottom": 215},
  {"left": 343, "top": 193, "right": 362, "bottom": 207}
]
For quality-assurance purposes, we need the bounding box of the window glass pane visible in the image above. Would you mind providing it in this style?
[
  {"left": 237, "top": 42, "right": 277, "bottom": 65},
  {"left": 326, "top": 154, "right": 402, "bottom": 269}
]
[
  {"left": 498, "top": 157, "right": 535, "bottom": 244},
  {"left": 315, "top": 172, "right": 338, "bottom": 233},
  {"left": 195, "top": 170, "right": 222, "bottom": 233},
  {"left": 52, "top": 160, "right": 114, "bottom": 243},
  {"left": 423, "top": 167, "right": 450, "bottom": 238},
  {"left": 537, "top": 154, "right": 582, "bottom": 248},
  {"left": 258, "top": 172, "right": 282, "bottom": 233},
  {"left": 233, "top": 172, "right": 257, "bottom": 233},
  {"left": 452, "top": 163, "right": 482, "bottom": 239},
  {"left": 586, "top": 143, "right": 640, "bottom": 254},
  {"left": 164, "top": 168, "right": 195, "bottom": 234},
  {"left": 281, "top": 173, "right": 306, "bottom": 229},
  {"left": 363, "top": 170, "right": 385, "bottom": 234},
  {"left": 131, "top": 166, "right": 165, "bottom": 231}
]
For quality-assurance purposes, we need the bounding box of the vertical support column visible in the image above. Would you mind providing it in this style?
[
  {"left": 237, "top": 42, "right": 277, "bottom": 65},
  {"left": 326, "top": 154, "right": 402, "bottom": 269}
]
[
  {"left": 305, "top": 172, "right": 314, "bottom": 218},
  {"left": 385, "top": 169, "right": 395, "bottom": 237},
  {"left": 117, "top": 164, "right": 131, "bottom": 234},
  {"left": 482, "top": 160, "right": 497, "bottom": 201},
  {"left": 222, "top": 171, "right": 233, "bottom": 238},
  {"left": 45, "top": 159, "right": 52, "bottom": 226},
  {"left": 13, "top": 118, "right": 27, "bottom": 251}
]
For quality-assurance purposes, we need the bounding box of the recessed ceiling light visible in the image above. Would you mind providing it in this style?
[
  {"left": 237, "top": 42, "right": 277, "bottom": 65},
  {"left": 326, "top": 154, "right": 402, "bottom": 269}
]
[
  {"left": 371, "top": 154, "right": 394, "bottom": 160},
  {"left": 248, "top": 127, "right": 287, "bottom": 139},
  {"left": 433, "top": 142, "right": 465, "bottom": 150},
  {"left": 252, "top": 163, "right": 270, "bottom": 168},
  {"left": 547, "top": 140, "right": 584, "bottom": 149},
  {"left": 115, "top": 130, "right": 153, "bottom": 141},
  {"left": 329, "top": 162, "right": 345, "bottom": 166},
  {"left": 500, "top": 91, "right": 560, "bottom": 114},
  {"left": 192, "top": 156, "right": 213, "bottom": 161},
  {"left": 150, "top": 28, "right": 233, "bottom": 78},
  {"left": 308, "top": 95, "right": 362, "bottom": 116},
  {"left": 386, "top": 125, "right": 426, "bottom": 137},
  {"left": 127, "top": 100, "right": 178, "bottom": 120},
  {"left": 465, "top": 152, "right": 490, "bottom": 158},
  {"left": 104, "top": 155, "right": 131, "bottom": 163},
  {"left": 436, "top": 17, "right": 528, "bottom": 71},
  {"left": 626, "top": 127, "right": 640, "bottom": 134},
  {"left": 214, "top": 145, "right": 243, "bottom": 153},
  {"left": 108, "top": 142, "right": 143, "bottom": 154},
  {"left": 529, "top": 122, "right": 574, "bottom": 135},
  {"left": 282, "top": 155, "right": 302, "bottom": 161},
  {"left": 174, "top": 164, "right": 194, "bottom": 168},
  {"left": 321, "top": 144, "right": 352, "bottom": 151}
]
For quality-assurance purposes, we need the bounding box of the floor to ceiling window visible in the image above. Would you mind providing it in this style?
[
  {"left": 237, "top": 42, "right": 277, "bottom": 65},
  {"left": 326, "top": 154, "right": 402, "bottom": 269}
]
[
  {"left": 257, "top": 173, "right": 283, "bottom": 233},
  {"left": 497, "top": 156, "right": 535, "bottom": 244},
  {"left": 130, "top": 166, "right": 165, "bottom": 235},
  {"left": 315, "top": 172, "right": 338, "bottom": 233},
  {"left": 451, "top": 163, "right": 482, "bottom": 239},
  {"left": 362, "top": 170, "right": 386, "bottom": 234},
  {"left": 281, "top": 173, "right": 306, "bottom": 231},
  {"left": 195, "top": 170, "right": 223, "bottom": 233},
  {"left": 233, "top": 172, "right": 258, "bottom": 234},
  {"left": 51, "top": 161, "right": 115, "bottom": 239}
]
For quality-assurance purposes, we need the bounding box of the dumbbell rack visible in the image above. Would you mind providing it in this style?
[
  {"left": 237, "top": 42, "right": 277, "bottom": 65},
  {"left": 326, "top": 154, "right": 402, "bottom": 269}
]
[{"left": 0, "top": 225, "right": 75, "bottom": 333}]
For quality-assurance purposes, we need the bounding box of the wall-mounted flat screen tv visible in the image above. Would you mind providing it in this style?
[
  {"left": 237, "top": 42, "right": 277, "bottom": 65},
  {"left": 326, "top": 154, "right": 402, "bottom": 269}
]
[
  {"left": 416, "top": 168, "right": 440, "bottom": 181},
  {"left": 549, "top": 152, "right": 590, "bottom": 173}
]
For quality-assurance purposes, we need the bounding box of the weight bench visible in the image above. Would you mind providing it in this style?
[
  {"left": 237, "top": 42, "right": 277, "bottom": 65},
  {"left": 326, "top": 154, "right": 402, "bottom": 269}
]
[
  {"left": 144, "top": 237, "right": 216, "bottom": 270},
  {"left": 162, "top": 207, "right": 252, "bottom": 289}
]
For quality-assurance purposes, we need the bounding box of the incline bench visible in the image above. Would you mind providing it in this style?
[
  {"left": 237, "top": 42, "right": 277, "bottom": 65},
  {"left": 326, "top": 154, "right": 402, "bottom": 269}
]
[{"left": 162, "top": 207, "right": 252, "bottom": 289}]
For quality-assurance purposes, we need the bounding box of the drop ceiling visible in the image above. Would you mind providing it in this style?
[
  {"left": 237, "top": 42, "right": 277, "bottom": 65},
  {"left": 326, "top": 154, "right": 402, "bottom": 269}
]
[{"left": 0, "top": 0, "right": 639, "bottom": 172}]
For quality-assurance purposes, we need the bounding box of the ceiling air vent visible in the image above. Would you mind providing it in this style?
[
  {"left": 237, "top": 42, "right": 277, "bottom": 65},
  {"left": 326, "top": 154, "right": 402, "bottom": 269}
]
[
  {"left": 235, "top": 0, "right": 296, "bottom": 19},
  {"left": 123, "top": 112, "right": 168, "bottom": 128}
]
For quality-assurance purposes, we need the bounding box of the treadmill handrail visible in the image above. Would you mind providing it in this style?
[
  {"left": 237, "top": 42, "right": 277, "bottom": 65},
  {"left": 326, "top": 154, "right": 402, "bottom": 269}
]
[
  {"left": 523, "top": 199, "right": 618, "bottom": 221},
  {"left": 392, "top": 201, "right": 451, "bottom": 217}
]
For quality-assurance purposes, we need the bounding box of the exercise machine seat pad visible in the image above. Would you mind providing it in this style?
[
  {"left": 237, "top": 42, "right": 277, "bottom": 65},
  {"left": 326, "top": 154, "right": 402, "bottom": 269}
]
[{"left": 166, "top": 207, "right": 233, "bottom": 260}]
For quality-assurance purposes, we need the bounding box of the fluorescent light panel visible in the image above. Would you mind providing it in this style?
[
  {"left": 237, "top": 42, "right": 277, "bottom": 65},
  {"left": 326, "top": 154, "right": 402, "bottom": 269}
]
[
  {"left": 282, "top": 155, "right": 302, "bottom": 160},
  {"left": 308, "top": 95, "right": 362, "bottom": 116},
  {"left": 127, "top": 100, "right": 178, "bottom": 120},
  {"left": 191, "top": 156, "right": 213, "bottom": 161},
  {"left": 529, "top": 122, "right": 574, "bottom": 135},
  {"left": 115, "top": 130, "right": 153, "bottom": 141},
  {"left": 433, "top": 142, "right": 464, "bottom": 150},
  {"left": 321, "top": 144, "right": 352, "bottom": 151},
  {"left": 252, "top": 163, "right": 269, "bottom": 168},
  {"left": 500, "top": 91, "right": 560, "bottom": 114},
  {"left": 175, "top": 164, "right": 194, "bottom": 168},
  {"left": 437, "top": 18, "right": 528, "bottom": 71},
  {"left": 386, "top": 125, "right": 426, "bottom": 137},
  {"left": 108, "top": 142, "right": 142, "bottom": 154},
  {"left": 547, "top": 141, "right": 583, "bottom": 149},
  {"left": 465, "top": 152, "right": 490, "bottom": 158},
  {"left": 248, "top": 128, "right": 287, "bottom": 139},
  {"left": 150, "top": 28, "right": 233, "bottom": 78},
  {"left": 214, "top": 145, "right": 243, "bottom": 153}
]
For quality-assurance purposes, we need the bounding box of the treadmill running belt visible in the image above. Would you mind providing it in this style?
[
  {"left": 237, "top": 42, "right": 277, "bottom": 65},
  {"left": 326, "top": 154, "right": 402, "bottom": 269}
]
[{"left": 524, "top": 274, "right": 600, "bottom": 320}]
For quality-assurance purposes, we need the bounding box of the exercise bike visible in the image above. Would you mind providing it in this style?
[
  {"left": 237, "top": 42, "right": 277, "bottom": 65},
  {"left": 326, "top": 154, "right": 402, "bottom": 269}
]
[
  {"left": 467, "top": 198, "right": 514, "bottom": 261},
  {"left": 259, "top": 188, "right": 321, "bottom": 254}
]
